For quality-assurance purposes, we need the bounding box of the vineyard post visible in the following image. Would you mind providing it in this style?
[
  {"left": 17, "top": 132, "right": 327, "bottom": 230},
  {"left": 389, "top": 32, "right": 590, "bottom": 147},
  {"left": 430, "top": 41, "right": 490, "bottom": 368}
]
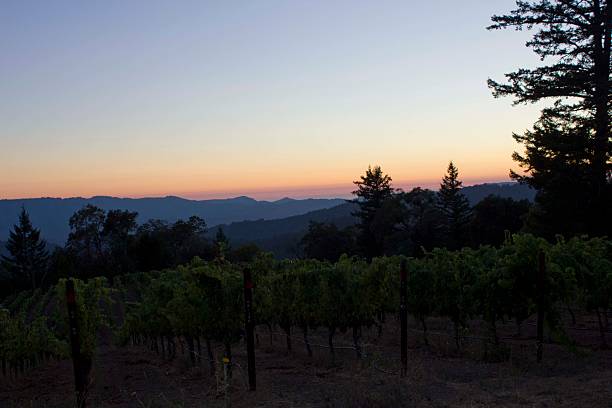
[
  {"left": 65, "top": 279, "right": 86, "bottom": 407},
  {"left": 400, "top": 259, "right": 408, "bottom": 377},
  {"left": 243, "top": 268, "right": 256, "bottom": 391},
  {"left": 223, "top": 356, "right": 231, "bottom": 408},
  {"left": 536, "top": 250, "right": 545, "bottom": 363}
]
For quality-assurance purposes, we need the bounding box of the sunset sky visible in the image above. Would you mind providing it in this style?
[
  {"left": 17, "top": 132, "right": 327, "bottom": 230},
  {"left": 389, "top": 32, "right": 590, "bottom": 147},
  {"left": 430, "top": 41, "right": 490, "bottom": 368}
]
[{"left": 1, "top": 0, "right": 544, "bottom": 200}]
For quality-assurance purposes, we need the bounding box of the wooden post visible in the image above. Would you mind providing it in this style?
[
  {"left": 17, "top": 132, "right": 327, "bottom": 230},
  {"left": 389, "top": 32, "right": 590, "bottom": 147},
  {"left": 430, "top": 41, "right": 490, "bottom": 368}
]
[
  {"left": 536, "top": 251, "right": 545, "bottom": 363},
  {"left": 243, "top": 268, "right": 256, "bottom": 391},
  {"left": 223, "top": 356, "right": 231, "bottom": 408},
  {"left": 400, "top": 259, "right": 408, "bottom": 377},
  {"left": 65, "top": 279, "right": 86, "bottom": 407}
]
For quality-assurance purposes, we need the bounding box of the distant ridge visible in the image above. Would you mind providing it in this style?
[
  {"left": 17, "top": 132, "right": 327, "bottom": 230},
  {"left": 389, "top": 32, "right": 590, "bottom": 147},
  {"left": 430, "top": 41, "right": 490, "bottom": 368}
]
[
  {"left": 212, "top": 182, "right": 536, "bottom": 258},
  {"left": 461, "top": 182, "right": 535, "bottom": 205},
  {"left": 0, "top": 196, "right": 345, "bottom": 244},
  {"left": 209, "top": 202, "right": 358, "bottom": 258},
  {"left": 0, "top": 183, "right": 535, "bottom": 246}
]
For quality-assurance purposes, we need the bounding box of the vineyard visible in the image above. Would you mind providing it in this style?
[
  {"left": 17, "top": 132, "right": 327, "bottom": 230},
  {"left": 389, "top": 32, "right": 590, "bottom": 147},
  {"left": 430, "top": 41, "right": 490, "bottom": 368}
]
[{"left": 1, "top": 233, "right": 612, "bottom": 407}]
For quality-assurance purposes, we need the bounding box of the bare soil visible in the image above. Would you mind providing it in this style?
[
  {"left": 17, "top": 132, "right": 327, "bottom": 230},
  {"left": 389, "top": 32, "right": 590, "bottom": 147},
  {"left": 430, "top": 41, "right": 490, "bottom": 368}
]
[{"left": 2, "top": 316, "right": 611, "bottom": 408}]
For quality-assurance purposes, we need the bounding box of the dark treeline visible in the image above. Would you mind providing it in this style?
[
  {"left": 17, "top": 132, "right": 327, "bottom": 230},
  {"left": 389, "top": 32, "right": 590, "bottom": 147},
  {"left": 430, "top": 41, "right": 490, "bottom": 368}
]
[
  {"left": 0, "top": 163, "right": 531, "bottom": 297},
  {"left": 0, "top": 206, "right": 262, "bottom": 297},
  {"left": 301, "top": 162, "right": 532, "bottom": 262}
]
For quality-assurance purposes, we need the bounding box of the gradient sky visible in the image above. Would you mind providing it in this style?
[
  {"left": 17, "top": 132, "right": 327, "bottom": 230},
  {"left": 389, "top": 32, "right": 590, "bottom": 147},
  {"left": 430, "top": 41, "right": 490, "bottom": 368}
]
[{"left": 0, "top": 0, "right": 545, "bottom": 200}]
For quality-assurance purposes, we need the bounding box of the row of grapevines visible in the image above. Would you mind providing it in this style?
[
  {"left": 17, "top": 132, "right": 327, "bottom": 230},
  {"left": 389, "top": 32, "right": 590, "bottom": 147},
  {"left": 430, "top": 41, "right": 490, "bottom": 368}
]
[
  {"left": 0, "top": 277, "right": 113, "bottom": 380},
  {"left": 120, "top": 234, "right": 612, "bottom": 365},
  {"left": 0, "top": 309, "right": 67, "bottom": 378}
]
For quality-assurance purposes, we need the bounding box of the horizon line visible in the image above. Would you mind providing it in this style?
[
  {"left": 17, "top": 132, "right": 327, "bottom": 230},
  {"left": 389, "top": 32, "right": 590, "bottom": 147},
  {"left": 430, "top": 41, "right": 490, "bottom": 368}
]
[{"left": 1, "top": 178, "right": 516, "bottom": 202}]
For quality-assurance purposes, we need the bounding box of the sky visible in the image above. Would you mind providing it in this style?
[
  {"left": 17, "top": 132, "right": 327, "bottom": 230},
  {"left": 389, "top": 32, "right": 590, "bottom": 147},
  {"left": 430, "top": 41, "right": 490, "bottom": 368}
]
[{"left": 0, "top": 0, "right": 545, "bottom": 200}]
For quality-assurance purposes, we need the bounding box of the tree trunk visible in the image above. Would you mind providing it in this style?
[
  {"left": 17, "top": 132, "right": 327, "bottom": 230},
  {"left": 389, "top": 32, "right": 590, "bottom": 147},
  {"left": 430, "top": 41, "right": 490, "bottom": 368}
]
[
  {"left": 420, "top": 316, "right": 429, "bottom": 346},
  {"left": 596, "top": 309, "right": 608, "bottom": 349},
  {"left": 352, "top": 325, "right": 362, "bottom": 359},
  {"left": 566, "top": 304, "right": 576, "bottom": 326},
  {"left": 491, "top": 320, "right": 499, "bottom": 345},
  {"left": 303, "top": 325, "right": 312, "bottom": 357},
  {"left": 328, "top": 327, "right": 336, "bottom": 364},
  {"left": 267, "top": 323, "right": 274, "bottom": 346},
  {"left": 186, "top": 336, "right": 196, "bottom": 366},
  {"left": 282, "top": 324, "right": 292, "bottom": 352},
  {"left": 591, "top": 0, "right": 612, "bottom": 236},
  {"left": 168, "top": 336, "right": 176, "bottom": 359},
  {"left": 196, "top": 336, "right": 202, "bottom": 365},
  {"left": 453, "top": 320, "right": 460, "bottom": 351},
  {"left": 376, "top": 321, "right": 383, "bottom": 338},
  {"left": 206, "top": 337, "right": 215, "bottom": 375}
]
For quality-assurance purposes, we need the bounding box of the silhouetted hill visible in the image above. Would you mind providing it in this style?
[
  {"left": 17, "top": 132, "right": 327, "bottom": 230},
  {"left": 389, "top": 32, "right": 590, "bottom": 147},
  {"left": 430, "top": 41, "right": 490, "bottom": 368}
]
[
  {"left": 209, "top": 202, "right": 358, "bottom": 258},
  {"left": 0, "top": 183, "right": 533, "bottom": 248},
  {"left": 462, "top": 182, "right": 535, "bottom": 205},
  {"left": 0, "top": 196, "right": 345, "bottom": 244},
  {"left": 212, "top": 182, "right": 535, "bottom": 258}
]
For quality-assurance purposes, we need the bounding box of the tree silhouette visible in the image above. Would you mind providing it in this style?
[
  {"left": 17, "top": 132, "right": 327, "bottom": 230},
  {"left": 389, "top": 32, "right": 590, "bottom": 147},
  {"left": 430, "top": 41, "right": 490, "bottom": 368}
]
[
  {"left": 437, "top": 162, "right": 471, "bottom": 249},
  {"left": 300, "top": 222, "right": 356, "bottom": 261},
  {"left": 511, "top": 117, "right": 597, "bottom": 237},
  {"left": 67, "top": 204, "right": 105, "bottom": 260},
  {"left": 131, "top": 216, "right": 212, "bottom": 270},
  {"left": 103, "top": 209, "right": 138, "bottom": 275},
  {"left": 469, "top": 195, "right": 531, "bottom": 247},
  {"left": 1, "top": 208, "right": 49, "bottom": 290},
  {"left": 352, "top": 165, "right": 395, "bottom": 258},
  {"left": 66, "top": 204, "right": 106, "bottom": 277},
  {"left": 489, "top": 0, "right": 611, "bottom": 236},
  {"left": 398, "top": 188, "right": 445, "bottom": 255}
]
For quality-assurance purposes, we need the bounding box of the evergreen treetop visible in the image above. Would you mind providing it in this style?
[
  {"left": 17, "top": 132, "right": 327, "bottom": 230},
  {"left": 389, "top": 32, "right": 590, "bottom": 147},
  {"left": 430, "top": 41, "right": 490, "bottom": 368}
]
[
  {"left": 437, "top": 162, "right": 472, "bottom": 249},
  {"left": 488, "top": 0, "right": 611, "bottom": 237},
  {"left": 1, "top": 207, "right": 49, "bottom": 290}
]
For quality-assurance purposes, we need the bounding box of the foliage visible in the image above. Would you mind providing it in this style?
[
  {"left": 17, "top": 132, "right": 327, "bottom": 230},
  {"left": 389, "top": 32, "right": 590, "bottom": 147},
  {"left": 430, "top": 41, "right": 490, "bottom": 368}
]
[
  {"left": 489, "top": 0, "right": 611, "bottom": 237},
  {"left": 300, "top": 222, "right": 356, "bottom": 261},
  {"left": 56, "top": 277, "right": 114, "bottom": 359},
  {"left": 437, "top": 162, "right": 472, "bottom": 249},
  {"left": 396, "top": 188, "right": 445, "bottom": 255},
  {"left": 1, "top": 208, "right": 49, "bottom": 291},
  {"left": 3, "top": 233, "right": 612, "bottom": 379},
  {"left": 469, "top": 195, "right": 531, "bottom": 246},
  {"left": 352, "top": 165, "right": 396, "bottom": 258}
]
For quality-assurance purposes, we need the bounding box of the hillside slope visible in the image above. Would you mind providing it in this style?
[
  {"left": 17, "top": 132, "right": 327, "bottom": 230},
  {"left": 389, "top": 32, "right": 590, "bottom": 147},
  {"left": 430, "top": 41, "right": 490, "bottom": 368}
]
[
  {"left": 0, "top": 196, "right": 344, "bottom": 244},
  {"left": 213, "top": 182, "right": 535, "bottom": 257}
]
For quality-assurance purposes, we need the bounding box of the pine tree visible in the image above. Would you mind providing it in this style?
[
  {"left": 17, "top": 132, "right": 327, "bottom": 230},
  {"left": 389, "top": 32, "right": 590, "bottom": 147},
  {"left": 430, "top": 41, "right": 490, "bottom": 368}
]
[
  {"left": 437, "top": 162, "right": 471, "bottom": 249},
  {"left": 488, "top": 0, "right": 611, "bottom": 236},
  {"left": 1, "top": 208, "right": 49, "bottom": 290},
  {"left": 352, "top": 165, "right": 395, "bottom": 257}
]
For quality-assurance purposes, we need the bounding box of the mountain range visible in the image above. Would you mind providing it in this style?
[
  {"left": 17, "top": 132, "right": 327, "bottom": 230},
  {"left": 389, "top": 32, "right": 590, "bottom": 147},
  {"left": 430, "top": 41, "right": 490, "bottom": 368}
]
[
  {"left": 210, "top": 182, "right": 535, "bottom": 257},
  {"left": 0, "top": 183, "right": 534, "bottom": 248},
  {"left": 0, "top": 196, "right": 344, "bottom": 245}
]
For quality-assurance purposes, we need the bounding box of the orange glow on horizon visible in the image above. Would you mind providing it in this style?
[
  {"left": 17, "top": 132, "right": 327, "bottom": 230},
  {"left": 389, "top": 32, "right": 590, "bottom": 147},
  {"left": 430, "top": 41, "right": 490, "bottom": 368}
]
[{"left": 0, "top": 169, "right": 514, "bottom": 201}]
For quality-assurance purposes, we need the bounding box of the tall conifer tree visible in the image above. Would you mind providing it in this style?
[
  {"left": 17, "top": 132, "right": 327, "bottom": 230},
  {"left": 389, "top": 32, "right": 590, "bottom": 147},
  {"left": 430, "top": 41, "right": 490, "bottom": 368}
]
[
  {"left": 352, "top": 165, "right": 395, "bottom": 257},
  {"left": 1, "top": 208, "right": 49, "bottom": 290},
  {"left": 488, "top": 0, "right": 611, "bottom": 236},
  {"left": 437, "top": 162, "right": 472, "bottom": 249}
]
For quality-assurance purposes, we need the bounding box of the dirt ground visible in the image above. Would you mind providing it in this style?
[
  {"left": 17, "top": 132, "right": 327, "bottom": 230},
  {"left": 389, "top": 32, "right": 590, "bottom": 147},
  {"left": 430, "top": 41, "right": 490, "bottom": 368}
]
[{"left": 2, "top": 317, "right": 611, "bottom": 408}]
